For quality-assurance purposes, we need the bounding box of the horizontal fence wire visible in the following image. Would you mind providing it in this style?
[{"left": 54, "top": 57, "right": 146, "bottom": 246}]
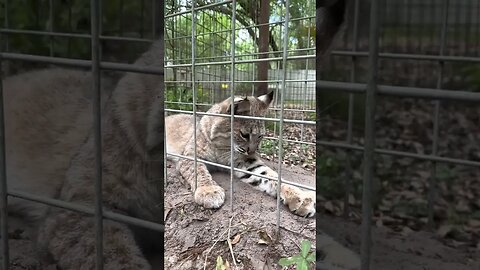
[
  {"left": 164, "top": 108, "right": 316, "bottom": 125},
  {"left": 317, "top": 81, "right": 480, "bottom": 102},
  {"left": 166, "top": 152, "right": 315, "bottom": 192},
  {"left": 8, "top": 190, "right": 165, "bottom": 232}
]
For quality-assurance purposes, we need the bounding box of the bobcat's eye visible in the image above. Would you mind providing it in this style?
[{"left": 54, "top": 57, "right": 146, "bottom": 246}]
[
  {"left": 258, "top": 134, "right": 265, "bottom": 139},
  {"left": 240, "top": 131, "right": 249, "bottom": 140}
]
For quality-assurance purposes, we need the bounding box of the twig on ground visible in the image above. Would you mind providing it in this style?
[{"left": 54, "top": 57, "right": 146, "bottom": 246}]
[
  {"left": 279, "top": 224, "right": 315, "bottom": 240},
  {"left": 288, "top": 234, "right": 302, "bottom": 250},
  {"left": 227, "top": 215, "right": 238, "bottom": 268},
  {"left": 203, "top": 227, "right": 229, "bottom": 270},
  {"left": 203, "top": 222, "right": 242, "bottom": 270}
]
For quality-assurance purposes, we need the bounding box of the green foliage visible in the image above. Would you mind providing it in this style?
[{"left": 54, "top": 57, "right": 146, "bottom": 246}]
[
  {"left": 316, "top": 154, "right": 345, "bottom": 199},
  {"left": 260, "top": 139, "right": 276, "bottom": 155},
  {"left": 165, "top": 86, "right": 211, "bottom": 111},
  {"left": 461, "top": 65, "right": 480, "bottom": 92},
  {"left": 0, "top": 0, "right": 154, "bottom": 59},
  {"left": 278, "top": 240, "right": 315, "bottom": 270},
  {"left": 436, "top": 164, "right": 456, "bottom": 190}
]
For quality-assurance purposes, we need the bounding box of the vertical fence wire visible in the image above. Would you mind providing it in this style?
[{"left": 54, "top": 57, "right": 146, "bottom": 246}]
[
  {"left": 0, "top": 1, "right": 9, "bottom": 269},
  {"left": 90, "top": 0, "right": 104, "bottom": 268},
  {"left": 191, "top": 2, "right": 198, "bottom": 192},
  {"left": 152, "top": 0, "right": 156, "bottom": 39},
  {"left": 0, "top": 49, "right": 9, "bottom": 270},
  {"left": 361, "top": 0, "right": 380, "bottom": 269},
  {"left": 3, "top": 0, "right": 9, "bottom": 74},
  {"left": 164, "top": 11, "right": 168, "bottom": 195},
  {"left": 229, "top": 0, "right": 236, "bottom": 212},
  {"left": 276, "top": 0, "right": 289, "bottom": 235},
  {"left": 344, "top": 0, "right": 361, "bottom": 218},
  {"left": 48, "top": 0, "right": 54, "bottom": 56},
  {"left": 428, "top": 0, "right": 449, "bottom": 229},
  {"left": 300, "top": 14, "right": 312, "bottom": 142}
]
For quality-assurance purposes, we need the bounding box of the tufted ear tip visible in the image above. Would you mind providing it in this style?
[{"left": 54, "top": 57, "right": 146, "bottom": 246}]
[{"left": 258, "top": 90, "right": 274, "bottom": 107}]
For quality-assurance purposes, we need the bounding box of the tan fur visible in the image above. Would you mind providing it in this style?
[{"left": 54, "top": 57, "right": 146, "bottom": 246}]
[
  {"left": 4, "top": 68, "right": 114, "bottom": 220},
  {"left": 5, "top": 40, "right": 165, "bottom": 269},
  {"left": 165, "top": 93, "right": 316, "bottom": 217}
]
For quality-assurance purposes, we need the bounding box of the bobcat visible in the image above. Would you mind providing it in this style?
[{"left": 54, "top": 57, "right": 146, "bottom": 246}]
[
  {"left": 165, "top": 93, "right": 316, "bottom": 217},
  {"left": 5, "top": 41, "right": 165, "bottom": 269}
]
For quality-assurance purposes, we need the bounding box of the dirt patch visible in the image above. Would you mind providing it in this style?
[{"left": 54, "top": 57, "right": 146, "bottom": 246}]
[
  {"left": 164, "top": 160, "right": 317, "bottom": 270},
  {"left": 5, "top": 158, "right": 479, "bottom": 269},
  {"left": 317, "top": 215, "right": 480, "bottom": 270}
]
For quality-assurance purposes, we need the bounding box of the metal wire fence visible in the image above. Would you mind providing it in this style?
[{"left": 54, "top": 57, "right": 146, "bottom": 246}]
[
  {"left": 0, "top": 0, "right": 315, "bottom": 268},
  {"left": 0, "top": 0, "right": 164, "bottom": 269},
  {"left": 164, "top": 0, "right": 316, "bottom": 243},
  {"left": 318, "top": 0, "right": 480, "bottom": 269},
  {"left": 165, "top": 0, "right": 316, "bottom": 145}
]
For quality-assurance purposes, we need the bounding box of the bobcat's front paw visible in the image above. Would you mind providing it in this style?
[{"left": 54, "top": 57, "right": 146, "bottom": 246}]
[
  {"left": 283, "top": 190, "right": 315, "bottom": 218},
  {"left": 194, "top": 185, "right": 225, "bottom": 209}
]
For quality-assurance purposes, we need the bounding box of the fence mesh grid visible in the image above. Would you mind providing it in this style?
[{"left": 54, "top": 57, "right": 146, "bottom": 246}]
[
  {"left": 1, "top": 0, "right": 479, "bottom": 269},
  {"left": 318, "top": 0, "right": 480, "bottom": 269},
  {"left": 164, "top": 0, "right": 316, "bottom": 238},
  {"left": 0, "top": 0, "right": 164, "bottom": 269}
]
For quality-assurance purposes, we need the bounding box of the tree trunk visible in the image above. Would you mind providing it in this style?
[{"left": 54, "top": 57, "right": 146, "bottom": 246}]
[{"left": 256, "top": 0, "right": 269, "bottom": 96}]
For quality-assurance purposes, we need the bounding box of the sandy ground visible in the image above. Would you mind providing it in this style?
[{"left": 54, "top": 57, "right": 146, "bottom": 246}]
[
  {"left": 164, "top": 160, "right": 318, "bottom": 270},
  {"left": 3, "top": 159, "right": 479, "bottom": 269},
  {"left": 318, "top": 215, "right": 480, "bottom": 270}
]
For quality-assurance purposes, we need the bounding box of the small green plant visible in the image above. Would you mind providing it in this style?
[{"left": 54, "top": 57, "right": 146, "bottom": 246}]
[
  {"left": 260, "top": 139, "right": 276, "bottom": 155},
  {"left": 215, "top": 255, "right": 228, "bottom": 270},
  {"left": 278, "top": 240, "right": 315, "bottom": 270}
]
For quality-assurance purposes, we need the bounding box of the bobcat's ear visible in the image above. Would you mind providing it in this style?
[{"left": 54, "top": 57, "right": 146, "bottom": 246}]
[
  {"left": 226, "top": 97, "right": 250, "bottom": 114},
  {"left": 258, "top": 91, "right": 274, "bottom": 108}
]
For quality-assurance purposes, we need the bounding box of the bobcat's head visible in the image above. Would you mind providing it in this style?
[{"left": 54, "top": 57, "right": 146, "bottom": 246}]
[{"left": 216, "top": 91, "right": 274, "bottom": 156}]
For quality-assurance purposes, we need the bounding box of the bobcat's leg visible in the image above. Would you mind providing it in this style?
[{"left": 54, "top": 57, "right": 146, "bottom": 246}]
[
  {"left": 177, "top": 159, "right": 225, "bottom": 208},
  {"left": 38, "top": 209, "right": 151, "bottom": 270},
  {"left": 236, "top": 158, "right": 315, "bottom": 218}
]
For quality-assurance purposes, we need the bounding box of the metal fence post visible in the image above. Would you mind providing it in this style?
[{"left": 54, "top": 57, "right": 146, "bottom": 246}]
[
  {"left": 361, "top": 0, "right": 380, "bottom": 269},
  {"left": 229, "top": 0, "right": 236, "bottom": 212},
  {"left": 344, "top": 0, "right": 361, "bottom": 218},
  {"left": 428, "top": 0, "right": 449, "bottom": 230},
  {"left": 191, "top": 0, "right": 198, "bottom": 192},
  {"left": 276, "top": 0, "right": 290, "bottom": 236},
  {"left": 0, "top": 51, "right": 9, "bottom": 270},
  {"left": 90, "top": 0, "right": 104, "bottom": 268}
]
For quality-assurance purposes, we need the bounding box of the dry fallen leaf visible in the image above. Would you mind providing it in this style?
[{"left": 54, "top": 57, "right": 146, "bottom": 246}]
[
  {"left": 258, "top": 230, "right": 272, "bottom": 245},
  {"left": 348, "top": 194, "right": 356, "bottom": 205},
  {"left": 324, "top": 201, "right": 335, "bottom": 213},
  {"left": 231, "top": 234, "right": 241, "bottom": 245},
  {"left": 376, "top": 218, "right": 383, "bottom": 228},
  {"left": 437, "top": 225, "right": 453, "bottom": 238},
  {"left": 401, "top": 226, "right": 414, "bottom": 237},
  {"left": 468, "top": 219, "right": 480, "bottom": 228},
  {"left": 164, "top": 208, "right": 171, "bottom": 221}
]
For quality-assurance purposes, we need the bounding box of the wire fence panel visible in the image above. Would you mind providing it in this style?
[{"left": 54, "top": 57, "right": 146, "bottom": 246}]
[
  {"left": 0, "top": 0, "right": 164, "bottom": 269},
  {"left": 164, "top": 1, "right": 316, "bottom": 263},
  {"left": 165, "top": 0, "right": 317, "bottom": 166},
  {"left": 318, "top": 0, "right": 480, "bottom": 269}
]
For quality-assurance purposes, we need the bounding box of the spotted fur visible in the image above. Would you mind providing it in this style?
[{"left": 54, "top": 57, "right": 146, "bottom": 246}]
[{"left": 166, "top": 93, "right": 315, "bottom": 217}]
